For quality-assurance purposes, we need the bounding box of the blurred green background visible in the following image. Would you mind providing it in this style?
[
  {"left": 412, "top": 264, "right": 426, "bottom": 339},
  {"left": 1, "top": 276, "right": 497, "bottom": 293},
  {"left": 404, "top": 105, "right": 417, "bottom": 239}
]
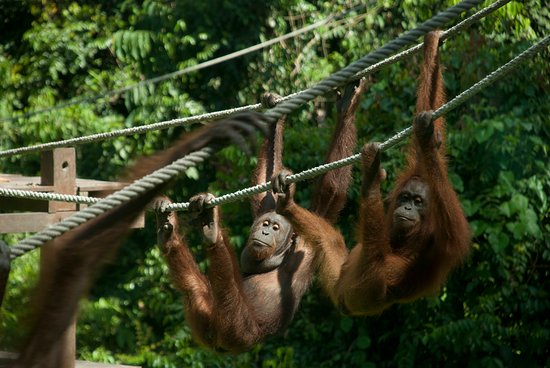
[{"left": 0, "top": 0, "right": 548, "bottom": 366}]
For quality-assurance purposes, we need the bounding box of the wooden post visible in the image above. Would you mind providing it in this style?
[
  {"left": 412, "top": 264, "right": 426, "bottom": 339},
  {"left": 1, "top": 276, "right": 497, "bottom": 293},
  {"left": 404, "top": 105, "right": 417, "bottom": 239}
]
[
  {"left": 40, "top": 148, "right": 77, "bottom": 368},
  {"left": 0, "top": 148, "right": 145, "bottom": 366},
  {"left": 41, "top": 148, "right": 77, "bottom": 213}
]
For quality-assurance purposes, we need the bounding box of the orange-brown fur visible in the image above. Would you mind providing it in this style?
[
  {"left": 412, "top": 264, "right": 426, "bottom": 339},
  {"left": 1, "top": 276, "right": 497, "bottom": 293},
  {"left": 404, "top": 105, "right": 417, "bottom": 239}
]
[
  {"left": 12, "top": 113, "right": 265, "bottom": 367},
  {"left": 0, "top": 240, "right": 10, "bottom": 309},
  {"left": 279, "top": 31, "right": 470, "bottom": 316},
  {"left": 156, "top": 82, "right": 366, "bottom": 353}
]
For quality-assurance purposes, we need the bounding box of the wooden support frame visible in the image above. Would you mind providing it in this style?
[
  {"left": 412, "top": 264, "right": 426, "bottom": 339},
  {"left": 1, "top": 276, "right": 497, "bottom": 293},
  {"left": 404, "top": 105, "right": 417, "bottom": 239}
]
[
  {"left": 0, "top": 148, "right": 145, "bottom": 367},
  {"left": 40, "top": 148, "right": 78, "bottom": 368}
]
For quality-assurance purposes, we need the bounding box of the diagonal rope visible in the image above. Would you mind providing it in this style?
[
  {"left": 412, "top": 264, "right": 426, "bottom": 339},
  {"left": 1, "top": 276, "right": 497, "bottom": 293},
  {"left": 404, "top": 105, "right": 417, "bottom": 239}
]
[
  {"left": 2, "top": 0, "right": 496, "bottom": 257},
  {"left": 0, "top": 0, "right": 487, "bottom": 159},
  {"left": 0, "top": 0, "right": 504, "bottom": 206},
  {"left": 0, "top": 104, "right": 258, "bottom": 158},
  {"left": 0, "top": 4, "right": 366, "bottom": 124},
  {"left": 163, "top": 35, "right": 550, "bottom": 212},
  {"left": 261, "top": 0, "right": 484, "bottom": 124},
  {"left": 352, "top": 0, "right": 510, "bottom": 80},
  {"left": 3, "top": 31, "right": 544, "bottom": 215},
  {"left": 0, "top": 0, "right": 515, "bottom": 207}
]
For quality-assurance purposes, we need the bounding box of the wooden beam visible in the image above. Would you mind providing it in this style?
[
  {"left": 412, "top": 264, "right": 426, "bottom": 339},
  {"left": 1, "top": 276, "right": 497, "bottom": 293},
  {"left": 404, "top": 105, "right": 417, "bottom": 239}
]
[
  {"left": 0, "top": 212, "right": 144, "bottom": 236},
  {"left": 0, "top": 352, "right": 141, "bottom": 368},
  {"left": 40, "top": 148, "right": 78, "bottom": 368},
  {"left": 41, "top": 148, "right": 77, "bottom": 213}
]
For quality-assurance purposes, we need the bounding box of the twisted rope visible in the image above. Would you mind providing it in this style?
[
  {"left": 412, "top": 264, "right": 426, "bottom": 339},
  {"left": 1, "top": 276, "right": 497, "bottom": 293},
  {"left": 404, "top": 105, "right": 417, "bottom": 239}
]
[
  {"left": 0, "top": 0, "right": 502, "bottom": 206},
  {"left": 352, "top": 0, "right": 511, "bottom": 80},
  {"left": 4, "top": 32, "right": 544, "bottom": 221},
  {"left": 0, "top": 0, "right": 484, "bottom": 159},
  {"left": 164, "top": 35, "right": 550, "bottom": 212},
  {"left": 0, "top": 187, "right": 100, "bottom": 205},
  {"left": 6, "top": 16, "right": 542, "bottom": 261},
  {"left": 0, "top": 105, "right": 259, "bottom": 158},
  {"left": 0, "top": 0, "right": 520, "bottom": 208},
  {"left": 2, "top": 0, "right": 509, "bottom": 257},
  {"left": 8, "top": 147, "right": 215, "bottom": 259},
  {"left": 262, "top": 0, "right": 484, "bottom": 124}
]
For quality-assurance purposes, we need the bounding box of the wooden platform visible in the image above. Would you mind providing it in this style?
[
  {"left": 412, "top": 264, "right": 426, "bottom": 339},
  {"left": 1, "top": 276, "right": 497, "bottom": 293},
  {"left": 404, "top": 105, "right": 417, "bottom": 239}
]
[
  {"left": 0, "top": 173, "right": 145, "bottom": 233},
  {"left": 0, "top": 149, "right": 148, "bottom": 367},
  {"left": 0, "top": 352, "right": 140, "bottom": 367}
]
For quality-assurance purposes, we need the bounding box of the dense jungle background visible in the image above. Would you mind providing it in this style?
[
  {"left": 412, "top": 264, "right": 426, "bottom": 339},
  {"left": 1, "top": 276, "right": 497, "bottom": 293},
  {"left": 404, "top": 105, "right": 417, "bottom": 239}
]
[{"left": 0, "top": 0, "right": 548, "bottom": 366}]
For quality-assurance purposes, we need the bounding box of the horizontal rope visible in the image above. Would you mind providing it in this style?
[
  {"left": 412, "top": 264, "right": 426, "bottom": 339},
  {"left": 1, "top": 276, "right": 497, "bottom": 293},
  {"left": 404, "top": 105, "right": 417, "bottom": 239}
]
[
  {"left": 8, "top": 146, "right": 217, "bottom": 259},
  {"left": 0, "top": 0, "right": 503, "bottom": 207},
  {"left": 163, "top": 35, "right": 550, "bottom": 212},
  {"left": 3, "top": 0, "right": 493, "bottom": 258},
  {"left": 0, "top": 187, "right": 100, "bottom": 204},
  {"left": 0, "top": 0, "right": 485, "bottom": 158},
  {"left": 0, "top": 0, "right": 511, "bottom": 207},
  {"left": 0, "top": 5, "right": 365, "bottom": 123},
  {"left": 3, "top": 29, "right": 544, "bottom": 216}
]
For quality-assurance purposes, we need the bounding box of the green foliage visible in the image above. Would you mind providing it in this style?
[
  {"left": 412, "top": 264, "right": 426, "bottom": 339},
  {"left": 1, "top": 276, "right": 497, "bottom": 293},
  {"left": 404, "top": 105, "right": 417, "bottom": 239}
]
[{"left": 1, "top": 0, "right": 549, "bottom": 367}]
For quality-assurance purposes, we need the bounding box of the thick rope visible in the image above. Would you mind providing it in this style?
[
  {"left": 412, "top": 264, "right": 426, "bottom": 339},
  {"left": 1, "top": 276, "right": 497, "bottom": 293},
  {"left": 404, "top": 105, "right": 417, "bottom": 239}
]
[
  {"left": 352, "top": 0, "right": 511, "bottom": 80},
  {"left": 2, "top": 1, "right": 501, "bottom": 257},
  {"left": 8, "top": 147, "right": 216, "bottom": 259},
  {"left": 0, "top": 0, "right": 503, "bottom": 206},
  {"left": 163, "top": 35, "right": 550, "bottom": 212},
  {"left": 3, "top": 32, "right": 544, "bottom": 217},
  {"left": 0, "top": 0, "right": 517, "bottom": 207},
  {"left": 0, "top": 5, "right": 366, "bottom": 124},
  {"left": 262, "top": 0, "right": 483, "bottom": 124},
  {"left": 0, "top": 0, "right": 484, "bottom": 159},
  {"left": 0, "top": 187, "right": 99, "bottom": 205}
]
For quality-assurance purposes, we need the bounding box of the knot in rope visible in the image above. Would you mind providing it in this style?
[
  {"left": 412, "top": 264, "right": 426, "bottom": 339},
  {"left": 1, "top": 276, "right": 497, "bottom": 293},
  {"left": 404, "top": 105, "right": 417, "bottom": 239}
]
[{"left": 261, "top": 93, "right": 283, "bottom": 109}]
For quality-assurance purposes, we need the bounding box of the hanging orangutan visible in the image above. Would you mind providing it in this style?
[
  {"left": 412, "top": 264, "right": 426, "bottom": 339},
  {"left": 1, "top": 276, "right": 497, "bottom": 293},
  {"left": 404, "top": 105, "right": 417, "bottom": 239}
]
[
  {"left": 274, "top": 30, "right": 470, "bottom": 316},
  {"left": 12, "top": 113, "right": 267, "bottom": 368},
  {"left": 155, "top": 79, "right": 366, "bottom": 353}
]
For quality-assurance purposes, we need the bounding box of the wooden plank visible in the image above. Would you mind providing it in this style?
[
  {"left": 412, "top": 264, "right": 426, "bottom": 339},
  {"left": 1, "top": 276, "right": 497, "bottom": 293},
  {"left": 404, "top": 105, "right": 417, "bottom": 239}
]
[
  {"left": 0, "top": 197, "right": 50, "bottom": 212},
  {"left": 40, "top": 149, "right": 78, "bottom": 367},
  {"left": 0, "top": 212, "right": 74, "bottom": 234},
  {"left": 0, "top": 212, "right": 144, "bottom": 234},
  {"left": 40, "top": 240, "right": 77, "bottom": 367},
  {"left": 0, "top": 151, "right": 145, "bottom": 367},
  {"left": 41, "top": 148, "right": 77, "bottom": 213},
  {"left": 0, "top": 175, "right": 130, "bottom": 192},
  {"left": 0, "top": 352, "right": 140, "bottom": 368}
]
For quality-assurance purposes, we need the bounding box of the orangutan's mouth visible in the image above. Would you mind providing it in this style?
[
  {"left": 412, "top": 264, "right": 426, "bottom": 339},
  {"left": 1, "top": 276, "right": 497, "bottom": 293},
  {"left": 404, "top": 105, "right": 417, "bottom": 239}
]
[{"left": 252, "top": 239, "right": 270, "bottom": 248}]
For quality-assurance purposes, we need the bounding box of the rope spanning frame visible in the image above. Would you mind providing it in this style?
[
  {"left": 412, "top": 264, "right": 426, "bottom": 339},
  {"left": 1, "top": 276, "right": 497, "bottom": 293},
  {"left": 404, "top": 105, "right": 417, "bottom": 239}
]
[
  {"left": 0, "top": 0, "right": 504, "bottom": 206},
  {"left": 0, "top": 5, "right": 366, "bottom": 124},
  {"left": 0, "top": 0, "right": 517, "bottom": 207},
  {"left": 2, "top": 0, "right": 510, "bottom": 257},
  {"left": 0, "top": 0, "right": 488, "bottom": 159},
  {"left": 164, "top": 35, "right": 550, "bottom": 212},
  {"left": 0, "top": 187, "right": 100, "bottom": 205},
  {"left": 2, "top": 31, "right": 545, "bottom": 217},
  {"left": 8, "top": 146, "right": 216, "bottom": 259}
]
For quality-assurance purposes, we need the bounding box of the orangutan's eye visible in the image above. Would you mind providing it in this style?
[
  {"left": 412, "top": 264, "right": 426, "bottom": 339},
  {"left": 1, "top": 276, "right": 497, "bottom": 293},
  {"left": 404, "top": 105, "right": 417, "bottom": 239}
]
[
  {"left": 272, "top": 224, "right": 280, "bottom": 231},
  {"left": 262, "top": 220, "right": 269, "bottom": 227}
]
